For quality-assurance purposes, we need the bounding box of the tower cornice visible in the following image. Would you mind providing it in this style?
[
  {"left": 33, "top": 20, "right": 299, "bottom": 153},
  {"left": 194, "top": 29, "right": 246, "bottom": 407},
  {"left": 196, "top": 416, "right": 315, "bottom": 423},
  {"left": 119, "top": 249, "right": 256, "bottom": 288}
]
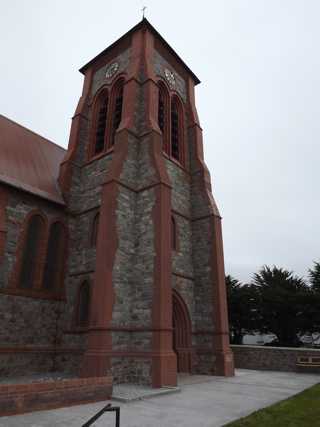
[{"left": 79, "top": 18, "right": 200, "bottom": 85}]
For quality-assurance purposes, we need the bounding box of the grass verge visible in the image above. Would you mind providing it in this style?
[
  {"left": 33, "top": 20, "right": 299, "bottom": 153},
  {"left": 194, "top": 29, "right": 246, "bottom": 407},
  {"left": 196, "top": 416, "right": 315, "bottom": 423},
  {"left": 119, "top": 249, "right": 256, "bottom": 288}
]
[{"left": 224, "top": 383, "right": 320, "bottom": 427}]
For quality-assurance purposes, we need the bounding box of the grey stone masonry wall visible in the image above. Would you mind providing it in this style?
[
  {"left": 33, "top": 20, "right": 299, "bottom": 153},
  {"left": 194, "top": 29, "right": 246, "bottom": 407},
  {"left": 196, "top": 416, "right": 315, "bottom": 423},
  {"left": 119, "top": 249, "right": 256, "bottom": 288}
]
[
  {"left": 111, "top": 357, "right": 152, "bottom": 385},
  {"left": 0, "top": 190, "right": 65, "bottom": 291},
  {"left": 0, "top": 352, "right": 55, "bottom": 378},
  {"left": 166, "top": 160, "right": 191, "bottom": 217},
  {"left": 62, "top": 153, "right": 113, "bottom": 343},
  {"left": 0, "top": 190, "right": 66, "bottom": 344},
  {"left": 0, "top": 350, "right": 84, "bottom": 378},
  {"left": 61, "top": 46, "right": 130, "bottom": 356},
  {"left": 190, "top": 167, "right": 215, "bottom": 374},
  {"left": 110, "top": 129, "right": 157, "bottom": 384},
  {"left": 63, "top": 100, "right": 113, "bottom": 341},
  {"left": 189, "top": 135, "right": 217, "bottom": 374},
  {"left": 91, "top": 48, "right": 131, "bottom": 97},
  {"left": 157, "top": 55, "right": 218, "bottom": 375},
  {"left": 153, "top": 50, "right": 187, "bottom": 103},
  {"left": 0, "top": 189, "right": 68, "bottom": 377},
  {"left": 0, "top": 294, "right": 64, "bottom": 346},
  {"left": 165, "top": 158, "right": 194, "bottom": 296},
  {"left": 231, "top": 345, "right": 320, "bottom": 373}
]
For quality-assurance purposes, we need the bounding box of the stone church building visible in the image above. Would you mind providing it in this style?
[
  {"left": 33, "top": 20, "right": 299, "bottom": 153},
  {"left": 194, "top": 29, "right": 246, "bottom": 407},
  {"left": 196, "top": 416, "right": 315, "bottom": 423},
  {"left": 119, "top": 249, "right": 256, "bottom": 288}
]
[{"left": 0, "top": 19, "right": 234, "bottom": 387}]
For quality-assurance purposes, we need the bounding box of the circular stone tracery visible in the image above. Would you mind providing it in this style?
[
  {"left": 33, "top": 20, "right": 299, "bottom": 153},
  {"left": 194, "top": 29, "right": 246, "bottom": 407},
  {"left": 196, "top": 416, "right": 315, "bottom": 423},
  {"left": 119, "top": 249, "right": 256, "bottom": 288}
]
[
  {"left": 105, "top": 62, "right": 119, "bottom": 79},
  {"left": 164, "top": 68, "right": 176, "bottom": 89}
]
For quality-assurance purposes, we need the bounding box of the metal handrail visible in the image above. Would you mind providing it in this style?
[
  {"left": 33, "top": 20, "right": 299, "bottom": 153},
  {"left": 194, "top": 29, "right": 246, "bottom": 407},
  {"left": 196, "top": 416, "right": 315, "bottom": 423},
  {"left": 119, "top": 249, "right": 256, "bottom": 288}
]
[{"left": 81, "top": 403, "right": 120, "bottom": 427}]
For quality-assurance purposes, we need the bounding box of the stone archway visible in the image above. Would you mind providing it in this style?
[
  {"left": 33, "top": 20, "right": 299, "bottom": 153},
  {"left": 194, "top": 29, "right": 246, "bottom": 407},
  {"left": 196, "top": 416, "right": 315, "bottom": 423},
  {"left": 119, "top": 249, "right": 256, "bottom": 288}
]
[{"left": 172, "top": 290, "right": 192, "bottom": 373}]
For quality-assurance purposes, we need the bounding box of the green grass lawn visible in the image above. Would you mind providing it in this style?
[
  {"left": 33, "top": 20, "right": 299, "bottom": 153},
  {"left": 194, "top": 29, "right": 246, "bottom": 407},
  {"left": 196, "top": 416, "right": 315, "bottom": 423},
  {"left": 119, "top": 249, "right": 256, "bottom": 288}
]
[{"left": 224, "top": 383, "right": 320, "bottom": 427}]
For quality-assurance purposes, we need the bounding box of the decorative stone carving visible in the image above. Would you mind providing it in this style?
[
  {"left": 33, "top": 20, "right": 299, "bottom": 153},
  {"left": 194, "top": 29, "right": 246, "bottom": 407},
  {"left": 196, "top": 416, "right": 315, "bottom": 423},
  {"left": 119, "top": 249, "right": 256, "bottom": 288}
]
[
  {"left": 105, "top": 62, "right": 119, "bottom": 79},
  {"left": 164, "top": 68, "right": 176, "bottom": 89}
]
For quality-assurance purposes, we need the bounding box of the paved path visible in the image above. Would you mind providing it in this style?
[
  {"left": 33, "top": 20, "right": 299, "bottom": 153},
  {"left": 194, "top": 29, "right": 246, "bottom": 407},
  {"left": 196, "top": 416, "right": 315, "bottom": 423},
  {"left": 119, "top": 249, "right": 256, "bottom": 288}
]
[{"left": 1, "top": 369, "right": 319, "bottom": 427}]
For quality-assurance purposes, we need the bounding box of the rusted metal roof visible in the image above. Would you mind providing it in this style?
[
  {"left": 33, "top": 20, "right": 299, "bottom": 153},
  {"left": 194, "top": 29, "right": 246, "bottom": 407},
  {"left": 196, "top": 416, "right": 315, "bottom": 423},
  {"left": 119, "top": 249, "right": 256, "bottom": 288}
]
[{"left": 0, "top": 115, "right": 66, "bottom": 205}]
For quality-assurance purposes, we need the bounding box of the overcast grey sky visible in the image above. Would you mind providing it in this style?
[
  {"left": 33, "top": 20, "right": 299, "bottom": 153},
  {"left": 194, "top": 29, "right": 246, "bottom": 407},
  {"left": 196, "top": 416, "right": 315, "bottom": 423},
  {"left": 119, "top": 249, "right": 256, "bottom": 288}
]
[{"left": 1, "top": 1, "right": 319, "bottom": 283}]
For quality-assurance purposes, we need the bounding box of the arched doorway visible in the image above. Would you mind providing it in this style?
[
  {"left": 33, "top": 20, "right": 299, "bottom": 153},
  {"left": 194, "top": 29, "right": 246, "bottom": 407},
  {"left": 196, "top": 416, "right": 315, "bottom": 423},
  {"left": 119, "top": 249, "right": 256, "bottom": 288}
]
[{"left": 172, "top": 290, "right": 192, "bottom": 373}]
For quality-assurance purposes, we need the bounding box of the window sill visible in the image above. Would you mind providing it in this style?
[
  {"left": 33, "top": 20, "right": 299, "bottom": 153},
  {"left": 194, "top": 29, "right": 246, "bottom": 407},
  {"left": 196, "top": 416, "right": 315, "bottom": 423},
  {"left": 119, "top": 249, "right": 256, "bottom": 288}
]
[
  {"left": 163, "top": 152, "right": 189, "bottom": 174},
  {"left": 85, "top": 147, "right": 114, "bottom": 166},
  {"left": 63, "top": 327, "right": 89, "bottom": 334}
]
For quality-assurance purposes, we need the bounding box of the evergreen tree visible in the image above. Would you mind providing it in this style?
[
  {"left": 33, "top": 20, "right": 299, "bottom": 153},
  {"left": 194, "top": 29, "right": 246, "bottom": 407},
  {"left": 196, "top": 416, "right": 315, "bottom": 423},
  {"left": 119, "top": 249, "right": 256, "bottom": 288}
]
[
  {"left": 226, "top": 275, "right": 258, "bottom": 344},
  {"left": 308, "top": 261, "right": 320, "bottom": 334},
  {"left": 252, "top": 266, "right": 312, "bottom": 347},
  {"left": 309, "top": 261, "right": 320, "bottom": 292}
]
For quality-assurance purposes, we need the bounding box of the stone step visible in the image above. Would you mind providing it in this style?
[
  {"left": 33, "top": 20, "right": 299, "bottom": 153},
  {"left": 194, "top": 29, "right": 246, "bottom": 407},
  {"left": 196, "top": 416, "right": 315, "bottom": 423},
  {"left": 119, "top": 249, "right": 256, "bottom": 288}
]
[{"left": 112, "top": 384, "right": 180, "bottom": 402}]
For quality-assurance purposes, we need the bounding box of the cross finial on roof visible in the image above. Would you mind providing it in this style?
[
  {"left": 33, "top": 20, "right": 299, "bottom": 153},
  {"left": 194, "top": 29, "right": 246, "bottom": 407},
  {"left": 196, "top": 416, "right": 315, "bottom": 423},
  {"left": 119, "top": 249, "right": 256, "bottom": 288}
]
[{"left": 141, "top": 5, "right": 147, "bottom": 19}]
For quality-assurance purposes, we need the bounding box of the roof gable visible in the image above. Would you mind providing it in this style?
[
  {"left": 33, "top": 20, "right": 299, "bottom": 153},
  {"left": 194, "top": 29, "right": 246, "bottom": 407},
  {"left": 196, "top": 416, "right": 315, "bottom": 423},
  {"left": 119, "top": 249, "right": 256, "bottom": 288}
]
[{"left": 0, "top": 115, "right": 66, "bottom": 205}]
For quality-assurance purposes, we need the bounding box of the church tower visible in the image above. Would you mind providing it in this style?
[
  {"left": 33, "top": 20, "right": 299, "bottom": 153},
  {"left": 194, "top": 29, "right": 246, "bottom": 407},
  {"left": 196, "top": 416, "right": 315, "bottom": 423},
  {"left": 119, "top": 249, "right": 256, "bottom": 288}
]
[{"left": 59, "top": 19, "right": 234, "bottom": 387}]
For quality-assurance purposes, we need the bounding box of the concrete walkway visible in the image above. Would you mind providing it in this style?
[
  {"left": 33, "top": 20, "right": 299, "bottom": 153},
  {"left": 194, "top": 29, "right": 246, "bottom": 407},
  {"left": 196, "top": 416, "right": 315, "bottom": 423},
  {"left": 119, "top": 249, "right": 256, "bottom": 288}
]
[{"left": 1, "top": 369, "right": 318, "bottom": 427}]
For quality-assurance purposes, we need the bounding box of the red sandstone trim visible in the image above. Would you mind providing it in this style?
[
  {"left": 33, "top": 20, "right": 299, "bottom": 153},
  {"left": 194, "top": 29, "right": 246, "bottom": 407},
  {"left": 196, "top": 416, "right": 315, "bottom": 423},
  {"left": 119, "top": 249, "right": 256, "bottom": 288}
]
[
  {"left": 81, "top": 114, "right": 132, "bottom": 375},
  {"left": 69, "top": 269, "right": 95, "bottom": 277},
  {"left": 86, "top": 33, "right": 131, "bottom": 76},
  {"left": 171, "top": 215, "right": 179, "bottom": 252},
  {"left": 87, "top": 86, "right": 110, "bottom": 159},
  {"left": 7, "top": 210, "right": 67, "bottom": 300},
  {"left": 172, "top": 271, "right": 194, "bottom": 281},
  {"left": 0, "top": 346, "right": 83, "bottom": 354},
  {"left": 67, "top": 179, "right": 165, "bottom": 199},
  {"left": 171, "top": 209, "right": 190, "bottom": 221},
  {"left": 211, "top": 216, "right": 234, "bottom": 376},
  {"left": 187, "top": 76, "right": 234, "bottom": 377},
  {"left": 58, "top": 68, "right": 93, "bottom": 196},
  {"left": 163, "top": 151, "right": 191, "bottom": 176},
  {"left": 192, "top": 330, "right": 214, "bottom": 335},
  {"left": 73, "top": 279, "right": 92, "bottom": 328},
  {"left": 0, "top": 186, "right": 9, "bottom": 262},
  {"left": 0, "top": 288, "right": 66, "bottom": 301},
  {"left": 106, "top": 76, "right": 126, "bottom": 149},
  {"left": 171, "top": 210, "right": 216, "bottom": 223},
  {"left": 144, "top": 29, "right": 177, "bottom": 387},
  {"left": 45, "top": 218, "right": 68, "bottom": 297},
  {"left": 172, "top": 289, "right": 192, "bottom": 372},
  {"left": 67, "top": 326, "right": 211, "bottom": 335},
  {"left": 9, "top": 209, "right": 48, "bottom": 291},
  {"left": 82, "top": 147, "right": 114, "bottom": 167},
  {"left": 65, "top": 326, "right": 173, "bottom": 334}
]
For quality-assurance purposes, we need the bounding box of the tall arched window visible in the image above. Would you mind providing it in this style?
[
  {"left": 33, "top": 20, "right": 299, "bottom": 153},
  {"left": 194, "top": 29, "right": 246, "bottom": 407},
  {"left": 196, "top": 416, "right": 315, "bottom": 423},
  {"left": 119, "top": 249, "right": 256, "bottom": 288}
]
[
  {"left": 171, "top": 98, "right": 181, "bottom": 161},
  {"left": 19, "top": 214, "right": 45, "bottom": 289},
  {"left": 91, "top": 213, "right": 100, "bottom": 247},
  {"left": 42, "top": 222, "right": 66, "bottom": 290},
  {"left": 158, "top": 83, "right": 169, "bottom": 155},
  {"left": 92, "top": 91, "right": 109, "bottom": 156},
  {"left": 158, "top": 83, "right": 184, "bottom": 164},
  {"left": 171, "top": 216, "right": 177, "bottom": 251},
  {"left": 78, "top": 281, "right": 90, "bottom": 326},
  {"left": 110, "top": 81, "right": 124, "bottom": 147}
]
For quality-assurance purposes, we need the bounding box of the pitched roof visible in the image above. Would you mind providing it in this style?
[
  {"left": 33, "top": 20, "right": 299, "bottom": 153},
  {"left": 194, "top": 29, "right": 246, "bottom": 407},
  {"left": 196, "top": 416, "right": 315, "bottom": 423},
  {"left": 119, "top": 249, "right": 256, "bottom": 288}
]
[
  {"left": 0, "top": 115, "right": 66, "bottom": 205},
  {"left": 79, "top": 18, "right": 201, "bottom": 85}
]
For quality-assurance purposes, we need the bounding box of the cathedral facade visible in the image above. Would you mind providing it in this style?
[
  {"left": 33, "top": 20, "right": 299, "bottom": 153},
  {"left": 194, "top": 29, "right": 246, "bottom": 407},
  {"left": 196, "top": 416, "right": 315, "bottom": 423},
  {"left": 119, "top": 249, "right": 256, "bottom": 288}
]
[{"left": 0, "top": 19, "right": 234, "bottom": 387}]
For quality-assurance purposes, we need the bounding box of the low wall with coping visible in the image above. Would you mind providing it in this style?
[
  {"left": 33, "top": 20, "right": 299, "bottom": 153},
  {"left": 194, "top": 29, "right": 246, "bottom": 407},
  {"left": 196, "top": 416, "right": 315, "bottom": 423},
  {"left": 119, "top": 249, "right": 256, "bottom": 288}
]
[
  {"left": 231, "top": 345, "right": 320, "bottom": 373},
  {"left": 0, "top": 376, "right": 112, "bottom": 416}
]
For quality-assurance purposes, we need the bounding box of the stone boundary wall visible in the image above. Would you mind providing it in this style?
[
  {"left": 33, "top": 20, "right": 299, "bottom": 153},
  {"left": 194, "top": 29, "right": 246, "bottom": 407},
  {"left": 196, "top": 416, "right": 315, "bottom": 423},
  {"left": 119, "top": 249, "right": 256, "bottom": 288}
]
[
  {"left": 0, "top": 376, "right": 112, "bottom": 416},
  {"left": 231, "top": 345, "right": 320, "bottom": 373}
]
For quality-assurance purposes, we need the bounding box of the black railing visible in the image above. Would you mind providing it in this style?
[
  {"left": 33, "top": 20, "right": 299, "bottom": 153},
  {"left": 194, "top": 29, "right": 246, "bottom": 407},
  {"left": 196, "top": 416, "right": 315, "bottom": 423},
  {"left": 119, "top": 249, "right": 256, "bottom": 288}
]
[{"left": 81, "top": 403, "right": 120, "bottom": 427}]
